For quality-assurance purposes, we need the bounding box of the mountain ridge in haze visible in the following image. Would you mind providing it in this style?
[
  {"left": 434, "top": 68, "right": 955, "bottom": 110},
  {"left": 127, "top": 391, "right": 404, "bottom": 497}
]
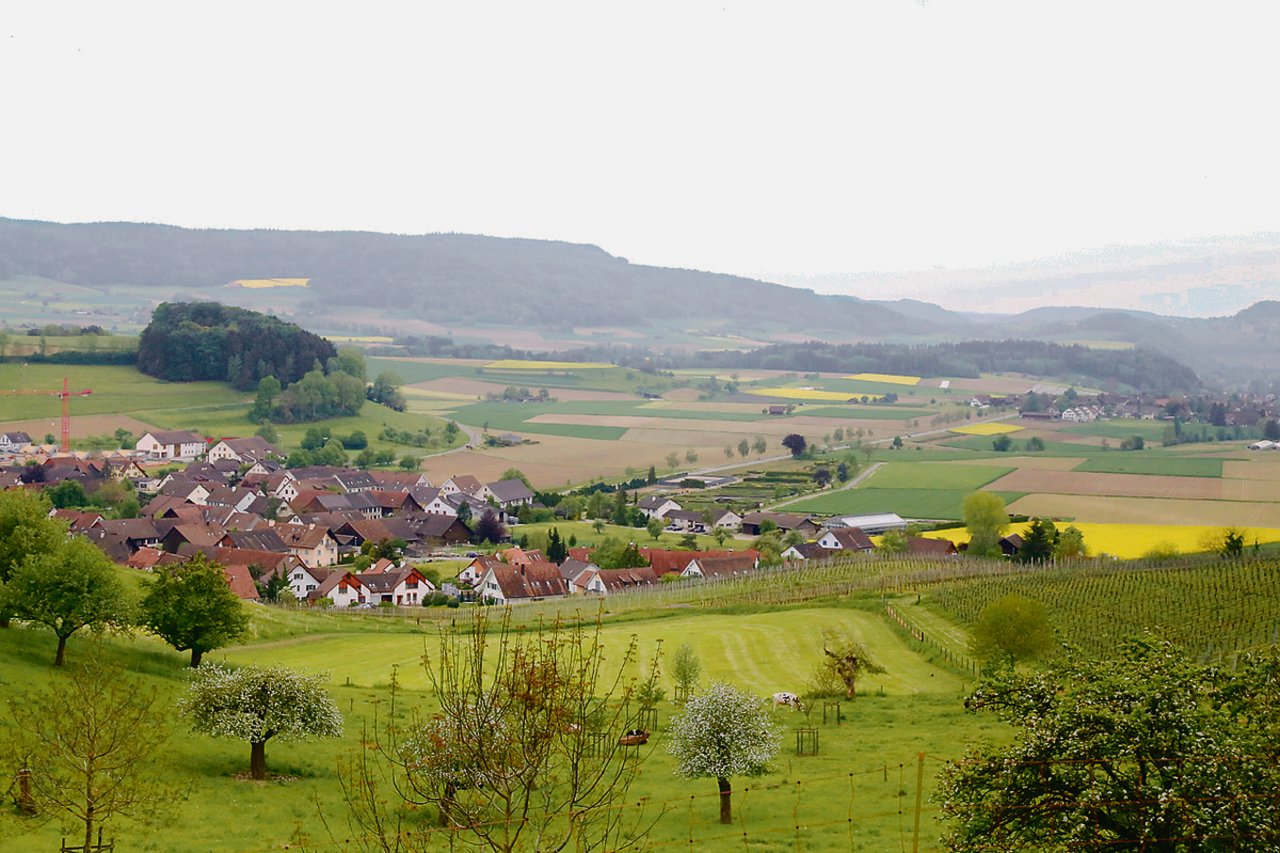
[{"left": 0, "top": 217, "right": 1277, "bottom": 387}]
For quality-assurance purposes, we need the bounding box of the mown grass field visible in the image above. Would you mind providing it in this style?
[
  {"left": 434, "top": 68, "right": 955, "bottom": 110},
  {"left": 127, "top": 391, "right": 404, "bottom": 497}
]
[
  {"left": 6, "top": 548, "right": 1280, "bottom": 852},
  {"left": 0, "top": 596, "right": 1004, "bottom": 853},
  {"left": 1074, "top": 455, "right": 1224, "bottom": 477},
  {"left": 857, "top": 462, "right": 1015, "bottom": 492},
  {"left": 1058, "top": 418, "right": 1172, "bottom": 442}
]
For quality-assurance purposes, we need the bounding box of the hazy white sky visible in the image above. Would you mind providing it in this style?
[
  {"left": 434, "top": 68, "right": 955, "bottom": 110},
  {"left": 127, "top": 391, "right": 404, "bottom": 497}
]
[{"left": 4, "top": 1, "right": 1280, "bottom": 288}]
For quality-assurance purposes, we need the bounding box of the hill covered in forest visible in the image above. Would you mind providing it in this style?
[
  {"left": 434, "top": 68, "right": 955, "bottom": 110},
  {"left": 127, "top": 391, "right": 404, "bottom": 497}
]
[{"left": 0, "top": 218, "right": 910, "bottom": 334}]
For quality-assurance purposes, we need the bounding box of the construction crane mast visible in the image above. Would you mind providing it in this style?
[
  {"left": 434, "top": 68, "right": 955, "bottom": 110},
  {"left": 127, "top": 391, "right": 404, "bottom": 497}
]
[{"left": 0, "top": 377, "right": 93, "bottom": 454}]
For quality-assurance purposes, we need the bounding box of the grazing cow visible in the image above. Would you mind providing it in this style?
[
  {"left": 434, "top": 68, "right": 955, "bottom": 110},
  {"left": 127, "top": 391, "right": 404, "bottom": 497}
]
[
  {"left": 618, "top": 729, "right": 650, "bottom": 746},
  {"left": 771, "top": 691, "right": 803, "bottom": 712}
]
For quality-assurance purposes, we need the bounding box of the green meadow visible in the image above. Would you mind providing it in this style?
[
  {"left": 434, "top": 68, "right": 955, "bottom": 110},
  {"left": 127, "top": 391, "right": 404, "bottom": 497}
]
[
  {"left": 1073, "top": 455, "right": 1225, "bottom": 477},
  {"left": 0, "top": 590, "right": 1005, "bottom": 853},
  {"left": 0, "top": 363, "right": 463, "bottom": 456},
  {"left": 4, "top": 551, "right": 1279, "bottom": 851}
]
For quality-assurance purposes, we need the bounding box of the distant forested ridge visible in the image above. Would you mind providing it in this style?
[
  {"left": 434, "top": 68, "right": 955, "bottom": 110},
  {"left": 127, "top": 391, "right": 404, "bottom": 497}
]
[
  {"left": 691, "top": 340, "right": 1201, "bottom": 393},
  {"left": 0, "top": 218, "right": 911, "bottom": 332},
  {"left": 137, "top": 302, "right": 336, "bottom": 390}
]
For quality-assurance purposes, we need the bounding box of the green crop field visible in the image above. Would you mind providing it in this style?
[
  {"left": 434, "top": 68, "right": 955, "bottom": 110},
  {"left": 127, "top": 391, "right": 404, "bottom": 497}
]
[
  {"left": 0, "top": 364, "right": 246, "bottom": 421},
  {"left": 1073, "top": 455, "right": 1224, "bottom": 478},
  {"left": 859, "top": 462, "right": 1014, "bottom": 491},
  {"left": 1058, "top": 418, "right": 1172, "bottom": 442},
  {"left": 366, "top": 356, "right": 481, "bottom": 384},
  {"left": 446, "top": 401, "right": 628, "bottom": 440}
]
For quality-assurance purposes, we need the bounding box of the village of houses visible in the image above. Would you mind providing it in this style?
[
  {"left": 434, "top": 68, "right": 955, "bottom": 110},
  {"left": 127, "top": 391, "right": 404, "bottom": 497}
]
[{"left": 0, "top": 426, "right": 935, "bottom": 611}]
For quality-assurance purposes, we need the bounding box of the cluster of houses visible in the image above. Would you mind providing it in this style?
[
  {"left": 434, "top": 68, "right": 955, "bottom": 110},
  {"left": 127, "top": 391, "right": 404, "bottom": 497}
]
[
  {"left": 3, "top": 423, "right": 1036, "bottom": 611},
  {"left": 965, "top": 389, "right": 1280, "bottom": 429},
  {"left": 9, "top": 430, "right": 553, "bottom": 608},
  {"left": 452, "top": 544, "right": 764, "bottom": 604}
]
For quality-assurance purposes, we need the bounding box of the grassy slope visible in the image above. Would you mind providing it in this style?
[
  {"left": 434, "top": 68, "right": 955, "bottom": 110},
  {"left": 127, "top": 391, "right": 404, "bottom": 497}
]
[{"left": 0, "top": 597, "right": 1003, "bottom": 853}]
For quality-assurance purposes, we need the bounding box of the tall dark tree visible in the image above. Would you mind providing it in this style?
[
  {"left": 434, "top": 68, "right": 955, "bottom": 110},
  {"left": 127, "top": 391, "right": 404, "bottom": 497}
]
[
  {"left": 545, "top": 527, "right": 567, "bottom": 564},
  {"left": 474, "top": 509, "right": 507, "bottom": 544},
  {"left": 781, "top": 433, "right": 807, "bottom": 457},
  {"left": 1016, "top": 518, "right": 1057, "bottom": 564}
]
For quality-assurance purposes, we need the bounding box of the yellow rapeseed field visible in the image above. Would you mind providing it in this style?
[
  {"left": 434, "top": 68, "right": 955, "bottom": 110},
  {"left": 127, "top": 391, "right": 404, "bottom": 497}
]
[
  {"left": 743, "top": 387, "right": 855, "bottom": 401},
  {"left": 232, "top": 278, "right": 311, "bottom": 288},
  {"left": 845, "top": 373, "right": 922, "bottom": 385},
  {"left": 919, "top": 522, "right": 1280, "bottom": 559},
  {"left": 484, "top": 360, "right": 614, "bottom": 370},
  {"left": 950, "top": 422, "right": 1024, "bottom": 436}
]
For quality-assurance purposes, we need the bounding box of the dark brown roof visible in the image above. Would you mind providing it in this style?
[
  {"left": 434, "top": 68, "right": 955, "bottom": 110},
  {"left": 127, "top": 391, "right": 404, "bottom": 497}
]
[
  {"left": 906, "top": 536, "right": 958, "bottom": 556},
  {"left": 595, "top": 567, "right": 660, "bottom": 591},
  {"left": 485, "top": 562, "right": 569, "bottom": 599},
  {"left": 688, "top": 553, "right": 757, "bottom": 579},
  {"left": 822, "top": 528, "right": 875, "bottom": 552}
]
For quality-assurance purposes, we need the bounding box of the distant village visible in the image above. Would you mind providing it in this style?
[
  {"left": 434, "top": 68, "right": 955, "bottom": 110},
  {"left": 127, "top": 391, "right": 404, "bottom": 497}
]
[{"left": 0, "top": 428, "right": 943, "bottom": 610}]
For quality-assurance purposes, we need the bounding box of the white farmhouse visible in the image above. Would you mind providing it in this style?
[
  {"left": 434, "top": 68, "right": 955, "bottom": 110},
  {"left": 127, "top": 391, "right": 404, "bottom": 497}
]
[{"left": 137, "top": 430, "right": 207, "bottom": 461}]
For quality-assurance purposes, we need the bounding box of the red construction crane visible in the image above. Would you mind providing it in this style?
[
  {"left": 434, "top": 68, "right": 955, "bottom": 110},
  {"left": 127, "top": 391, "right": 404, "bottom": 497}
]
[{"left": 0, "top": 377, "right": 93, "bottom": 453}]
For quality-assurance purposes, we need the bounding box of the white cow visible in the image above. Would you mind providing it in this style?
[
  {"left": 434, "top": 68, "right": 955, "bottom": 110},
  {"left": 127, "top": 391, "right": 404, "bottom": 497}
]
[{"left": 771, "top": 691, "right": 803, "bottom": 712}]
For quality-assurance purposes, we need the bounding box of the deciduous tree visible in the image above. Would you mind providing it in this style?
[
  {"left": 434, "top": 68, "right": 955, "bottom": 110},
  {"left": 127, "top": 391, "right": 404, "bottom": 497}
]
[
  {"left": 473, "top": 509, "right": 506, "bottom": 544},
  {"left": 337, "top": 612, "right": 655, "bottom": 850},
  {"left": 140, "top": 554, "right": 250, "bottom": 667},
  {"left": 0, "top": 490, "right": 66, "bottom": 625},
  {"left": 182, "top": 665, "right": 343, "bottom": 780},
  {"left": 3, "top": 538, "right": 132, "bottom": 666},
  {"left": 668, "top": 682, "right": 781, "bottom": 824},
  {"left": 670, "top": 642, "right": 702, "bottom": 699},
  {"left": 1, "top": 653, "right": 183, "bottom": 851},
  {"left": 1053, "top": 525, "right": 1087, "bottom": 559},
  {"left": 937, "top": 638, "right": 1280, "bottom": 850},
  {"left": 962, "top": 492, "right": 1009, "bottom": 558},
  {"left": 821, "top": 637, "right": 885, "bottom": 700},
  {"left": 781, "top": 433, "right": 807, "bottom": 457},
  {"left": 969, "top": 594, "right": 1054, "bottom": 665}
]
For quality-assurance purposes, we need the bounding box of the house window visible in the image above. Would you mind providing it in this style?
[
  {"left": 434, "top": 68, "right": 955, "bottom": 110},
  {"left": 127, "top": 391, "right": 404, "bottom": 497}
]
[{"left": 406, "top": 581, "right": 418, "bottom": 589}]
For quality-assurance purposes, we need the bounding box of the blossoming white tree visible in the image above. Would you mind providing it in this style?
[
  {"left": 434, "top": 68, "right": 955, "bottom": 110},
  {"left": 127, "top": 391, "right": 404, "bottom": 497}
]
[
  {"left": 667, "top": 682, "right": 780, "bottom": 824},
  {"left": 181, "top": 664, "right": 343, "bottom": 780}
]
